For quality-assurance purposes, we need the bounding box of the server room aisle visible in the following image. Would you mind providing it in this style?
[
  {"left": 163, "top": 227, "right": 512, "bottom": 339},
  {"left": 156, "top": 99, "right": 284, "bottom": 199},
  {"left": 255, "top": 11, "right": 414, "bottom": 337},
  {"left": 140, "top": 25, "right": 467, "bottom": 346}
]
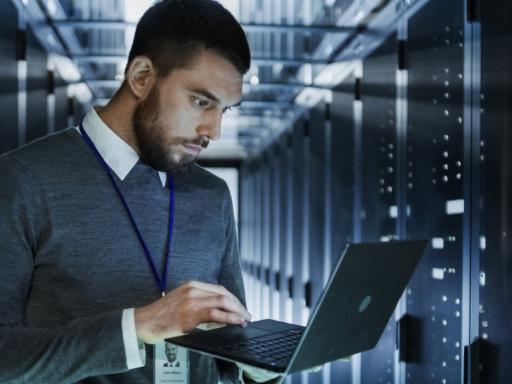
[{"left": 0, "top": 0, "right": 511, "bottom": 383}]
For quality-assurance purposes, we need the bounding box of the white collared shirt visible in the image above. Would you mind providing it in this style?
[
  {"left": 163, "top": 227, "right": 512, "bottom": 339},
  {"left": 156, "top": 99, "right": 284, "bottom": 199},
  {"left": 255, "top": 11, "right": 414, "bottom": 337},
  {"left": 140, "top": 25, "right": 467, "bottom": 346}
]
[{"left": 77, "top": 108, "right": 167, "bottom": 187}]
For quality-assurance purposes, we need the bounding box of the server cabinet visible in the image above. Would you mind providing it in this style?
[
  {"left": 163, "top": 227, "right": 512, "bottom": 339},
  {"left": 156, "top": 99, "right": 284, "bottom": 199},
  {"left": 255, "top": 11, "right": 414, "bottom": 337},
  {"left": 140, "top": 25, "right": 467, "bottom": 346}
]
[
  {"left": 260, "top": 155, "right": 271, "bottom": 320},
  {"left": 307, "top": 102, "right": 328, "bottom": 384},
  {"left": 0, "top": 1, "right": 19, "bottom": 154},
  {"left": 478, "top": 0, "right": 512, "bottom": 382},
  {"left": 26, "top": 26, "right": 48, "bottom": 143},
  {"left": 406, "top": 0, "right": 465, "bottom": 382},
  {"left": 291, "top": 118, "right": 309, "bottom": 326},
  {"left": 54, "top": 68, "right": 69, "bottom": 131},
  {"left": 240, "top": 163, "right": 250, "bottom": 310},
  {"left": 360, "top": 33, "right": 399, "bottom": 384},
  {"left": 278, "top": 134, "right": 294, "bottom": 324},
  {"left": 290, "top": 118, "right": 309, "bottom": 384},
  {"left": 268, "top": 147, "right": 281, "bottom": 320},
  {"left": 328, "top": 75, "right": 357, "bottom": 384},
  {"left": 71, "top": 96, "right": 87, "bottom": 126},
  {"left": 331, "top": 77, "right": 357, "bottom": 266},
  {"left": 251, "top": 162, "right": 257, "bottom": 309},
  {"left": 308, "top": 101, "right": 328, "bottom": 308},
  {"left": 253, "top": 163, "right": 264, "bottom": 320},
  {"left": 241, "top": 162, "right": 258, "bottom": 319}
]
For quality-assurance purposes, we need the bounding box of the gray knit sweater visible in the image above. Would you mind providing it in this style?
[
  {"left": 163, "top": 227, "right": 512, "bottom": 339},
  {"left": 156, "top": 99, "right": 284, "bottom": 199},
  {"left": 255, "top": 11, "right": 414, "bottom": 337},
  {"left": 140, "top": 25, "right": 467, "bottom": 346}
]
[{"left": 0, "top": 128, "right": 244, "bottom": 383}]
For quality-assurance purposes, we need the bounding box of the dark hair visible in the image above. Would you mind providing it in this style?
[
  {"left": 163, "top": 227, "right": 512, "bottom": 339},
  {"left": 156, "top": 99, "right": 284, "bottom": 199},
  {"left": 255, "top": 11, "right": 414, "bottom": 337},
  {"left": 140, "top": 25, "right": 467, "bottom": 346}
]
[{"left": 127, "top": 0, "right": 251, "bottom": 77}]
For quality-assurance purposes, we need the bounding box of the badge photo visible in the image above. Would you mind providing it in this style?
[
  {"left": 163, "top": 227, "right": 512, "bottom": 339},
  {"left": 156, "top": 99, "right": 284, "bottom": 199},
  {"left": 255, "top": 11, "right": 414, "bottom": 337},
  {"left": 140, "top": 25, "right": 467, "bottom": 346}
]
[{"left": 154, "top": 342, "right": 189, "bottom": 384}]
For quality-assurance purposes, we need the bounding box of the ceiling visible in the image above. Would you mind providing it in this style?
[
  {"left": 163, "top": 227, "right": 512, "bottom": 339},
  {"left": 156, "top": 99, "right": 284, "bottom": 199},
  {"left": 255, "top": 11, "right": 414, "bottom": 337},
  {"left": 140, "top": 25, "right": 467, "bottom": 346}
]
[{"left": 25, "top": 0, "right": 390, "bottom": 160}]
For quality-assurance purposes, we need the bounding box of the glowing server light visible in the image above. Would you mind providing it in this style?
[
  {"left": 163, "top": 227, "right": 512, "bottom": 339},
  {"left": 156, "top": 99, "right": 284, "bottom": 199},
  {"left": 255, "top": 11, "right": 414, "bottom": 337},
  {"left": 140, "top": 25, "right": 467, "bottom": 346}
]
[
  {"left": 432, "top": 238, "right": 445, "bottom": 249},
  {"left": 446, "top": 199, "right": 464, "bottom": 215},
  {"left": 432, "top": 268, "right": 445, "bottom": 280},
  {"left": 250, "top": 75, "right": 260, "bottom": 86}
]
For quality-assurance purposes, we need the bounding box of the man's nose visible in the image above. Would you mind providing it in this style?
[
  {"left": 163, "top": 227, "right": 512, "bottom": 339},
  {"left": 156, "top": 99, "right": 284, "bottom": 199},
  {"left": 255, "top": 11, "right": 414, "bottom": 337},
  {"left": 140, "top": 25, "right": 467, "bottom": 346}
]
[{"left": 198, "top": 110, "right": 222, "bottom": 140}]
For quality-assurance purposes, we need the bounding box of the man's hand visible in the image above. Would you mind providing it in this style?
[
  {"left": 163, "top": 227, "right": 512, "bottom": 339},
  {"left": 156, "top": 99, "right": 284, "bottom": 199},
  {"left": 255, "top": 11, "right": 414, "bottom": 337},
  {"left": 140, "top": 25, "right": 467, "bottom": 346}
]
[{"left": 134, "top": 281, "right": 251, "bottom": 344}]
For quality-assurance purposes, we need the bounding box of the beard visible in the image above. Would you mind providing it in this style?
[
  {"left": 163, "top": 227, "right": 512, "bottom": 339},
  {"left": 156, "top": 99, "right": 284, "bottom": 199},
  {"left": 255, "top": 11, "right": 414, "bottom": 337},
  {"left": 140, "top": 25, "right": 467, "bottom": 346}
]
[{"left": 132, "top": 85, "right": 208, "bottom": 175}]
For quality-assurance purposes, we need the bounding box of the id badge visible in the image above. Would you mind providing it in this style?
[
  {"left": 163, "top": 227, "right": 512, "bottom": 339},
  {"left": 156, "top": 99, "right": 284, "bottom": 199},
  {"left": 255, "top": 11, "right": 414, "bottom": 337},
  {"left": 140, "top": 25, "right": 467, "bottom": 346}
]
[{"left": 154, "top": 342, "right": 189, "bottom": 384}]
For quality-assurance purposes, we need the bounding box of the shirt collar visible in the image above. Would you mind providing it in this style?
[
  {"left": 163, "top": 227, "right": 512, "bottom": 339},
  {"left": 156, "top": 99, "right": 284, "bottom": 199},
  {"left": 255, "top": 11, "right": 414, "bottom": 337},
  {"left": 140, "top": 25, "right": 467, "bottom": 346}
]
[{"left": 77, "top": 108, "right": 167, "bottom": 187}]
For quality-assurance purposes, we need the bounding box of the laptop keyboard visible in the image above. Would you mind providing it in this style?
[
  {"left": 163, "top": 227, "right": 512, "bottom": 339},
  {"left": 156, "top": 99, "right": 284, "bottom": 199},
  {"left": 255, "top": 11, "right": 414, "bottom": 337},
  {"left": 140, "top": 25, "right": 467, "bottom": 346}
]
[{"left": 222, "top": 328, "right": 304, "bottom": 366}]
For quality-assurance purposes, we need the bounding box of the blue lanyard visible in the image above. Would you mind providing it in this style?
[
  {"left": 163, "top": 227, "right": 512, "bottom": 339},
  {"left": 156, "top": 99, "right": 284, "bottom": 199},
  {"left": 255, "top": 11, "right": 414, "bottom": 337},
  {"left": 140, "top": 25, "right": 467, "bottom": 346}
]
[{"left": 79, "top": 123, "right": 174, "bottom": 297}]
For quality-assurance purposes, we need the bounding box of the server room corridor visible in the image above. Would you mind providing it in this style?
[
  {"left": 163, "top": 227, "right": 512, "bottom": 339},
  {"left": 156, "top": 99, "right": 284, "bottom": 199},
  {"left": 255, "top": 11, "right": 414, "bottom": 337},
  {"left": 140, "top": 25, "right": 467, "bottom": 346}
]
[{"left": 0, "top": 0, "right": 511, "bottom": 383}]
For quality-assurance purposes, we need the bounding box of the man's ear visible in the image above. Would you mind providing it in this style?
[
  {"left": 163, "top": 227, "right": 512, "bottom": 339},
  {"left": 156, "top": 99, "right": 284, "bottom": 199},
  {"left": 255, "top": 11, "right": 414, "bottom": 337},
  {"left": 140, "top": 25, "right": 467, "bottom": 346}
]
[{"left": 125, "top": 56, "right": 156, "bottom": 99}]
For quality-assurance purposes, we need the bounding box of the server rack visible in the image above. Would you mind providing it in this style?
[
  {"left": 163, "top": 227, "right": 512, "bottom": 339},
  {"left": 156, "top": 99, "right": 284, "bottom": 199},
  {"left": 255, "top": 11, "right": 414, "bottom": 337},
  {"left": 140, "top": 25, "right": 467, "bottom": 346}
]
[
  {"left": 1, "top": 0, "right": 511, "bottom": 383},
  {"left": 239, "top": 1, "right": 512, "bottom": 383},
  {"left": 0, "top": 1, "right": 19, "bottom": 153},
  {"left": 26, "top": 26, "right": 48, "bottom": 143},
  {"left": 360, "top": 33, "right": 399, "bottom": 384},
  {"left": 477, "top": 0, "right": 512, "bottom": 382}
]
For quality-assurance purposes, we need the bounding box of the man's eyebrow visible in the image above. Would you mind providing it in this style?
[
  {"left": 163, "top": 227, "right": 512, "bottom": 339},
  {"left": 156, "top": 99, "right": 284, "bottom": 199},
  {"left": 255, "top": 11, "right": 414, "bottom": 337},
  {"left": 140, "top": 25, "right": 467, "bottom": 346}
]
[
  {"left": 189, "top": 88, "right": 221, "bottom": 104},
  {"left": 190, "top": 88, "right": 242, "bottom": 108}
]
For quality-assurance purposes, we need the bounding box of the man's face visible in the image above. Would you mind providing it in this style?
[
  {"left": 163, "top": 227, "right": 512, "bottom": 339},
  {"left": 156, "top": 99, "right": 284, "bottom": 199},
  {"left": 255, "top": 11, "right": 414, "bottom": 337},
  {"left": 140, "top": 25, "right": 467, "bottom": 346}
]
[
  {"left": 132, "top": 49, "right": 243, "bottom": 174},
  {"left": 165, "top": 342, "right": 177, "bottom": 362}
]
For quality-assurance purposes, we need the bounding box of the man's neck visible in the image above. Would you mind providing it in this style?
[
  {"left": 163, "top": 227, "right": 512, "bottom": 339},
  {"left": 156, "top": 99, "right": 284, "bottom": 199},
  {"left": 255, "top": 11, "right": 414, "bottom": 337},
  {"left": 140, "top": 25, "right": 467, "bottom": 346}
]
[{"left": 97, "top": 88, "right": 140, "bottom": 154}]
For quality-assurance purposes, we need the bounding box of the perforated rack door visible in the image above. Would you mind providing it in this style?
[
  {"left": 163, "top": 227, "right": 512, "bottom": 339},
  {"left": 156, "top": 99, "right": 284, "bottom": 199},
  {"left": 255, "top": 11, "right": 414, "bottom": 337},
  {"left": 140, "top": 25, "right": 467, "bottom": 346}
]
[
  {"left": 406, "top": 0, "right": 465, "bottom": 382},
  {"left": 26, "top": 26, "right": 48, "bottom": 143},
  {"left": 54, "top": 68, "right": 70, "bottom": 132},
  {"left": 277, "top": 134, "right": 293, "bottom": 324},
  {"left": 290, "top": 118, "right": 309, "bottom": 329},
  {"left": 328, "top": 76, "right": 357, "bottom": 384},
  {"left": 359, "top": 33, "right": 399, "bottom": 384},
  {"left": 290, "top": 118, "right": 309, "bottom": 384},
  {"left": 478, "top": 0, "right": 512, "bottom": 382},
  {"left": 306, "top": 101, "right": 329, "bottom": 384},
  {"left": 0, "top": 1, "right": 19, "bottom": 154}
]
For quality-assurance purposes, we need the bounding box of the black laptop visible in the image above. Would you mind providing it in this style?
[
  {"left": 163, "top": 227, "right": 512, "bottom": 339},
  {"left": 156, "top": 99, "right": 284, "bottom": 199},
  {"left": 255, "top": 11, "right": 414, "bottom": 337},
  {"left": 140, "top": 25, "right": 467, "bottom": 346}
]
[{"left": 167, "top": 240, "right": 427, "bottom": 375}]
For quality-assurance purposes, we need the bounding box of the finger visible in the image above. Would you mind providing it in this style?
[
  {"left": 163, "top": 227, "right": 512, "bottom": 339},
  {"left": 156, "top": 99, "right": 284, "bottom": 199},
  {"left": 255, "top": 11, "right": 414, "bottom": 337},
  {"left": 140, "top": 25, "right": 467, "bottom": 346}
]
[
  {"left": 200, "top": 308, "right": 247, "bottom": 325},
  {"left": 175, "top": 285, "right": 251, "bottom": 321},
  {"left": 180, "top": 281, "right": 251, "bottom": 319},
  {"left": 181, "top": 281, "right": 237, "bottom": 300},
  {"left": 196, "top": 295, "right": 250, "bottom": 320},
  {"left": 182, "top": 293, "right": 250, "bottom": 322}
]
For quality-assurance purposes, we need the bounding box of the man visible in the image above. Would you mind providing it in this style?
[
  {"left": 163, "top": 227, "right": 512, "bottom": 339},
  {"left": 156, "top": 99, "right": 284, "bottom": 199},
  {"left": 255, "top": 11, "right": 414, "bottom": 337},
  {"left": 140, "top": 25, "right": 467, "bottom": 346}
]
[
  {"left": 163, "top": 343, "right": 178, "bottom": 367},
  {"left": 0, "top": 1, "right": 278, "bottom": 383}
]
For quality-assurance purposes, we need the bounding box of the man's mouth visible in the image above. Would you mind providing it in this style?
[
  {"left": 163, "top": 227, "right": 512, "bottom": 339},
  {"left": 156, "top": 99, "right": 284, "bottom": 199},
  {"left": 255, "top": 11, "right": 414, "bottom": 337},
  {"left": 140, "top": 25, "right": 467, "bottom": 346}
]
[{"left": 182, "top": 143, "right": 203, "bottom": 156}]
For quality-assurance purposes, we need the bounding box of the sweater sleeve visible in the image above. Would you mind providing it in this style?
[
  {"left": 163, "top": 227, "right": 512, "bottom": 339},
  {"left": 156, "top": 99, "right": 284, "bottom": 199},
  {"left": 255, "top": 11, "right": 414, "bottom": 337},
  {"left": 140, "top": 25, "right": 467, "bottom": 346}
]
[
  {"left": 0, "top": 155, "right": 130, "bottom": 383},
  {"left": 215, "top": 182, "right": 246, "bottom": 384}
]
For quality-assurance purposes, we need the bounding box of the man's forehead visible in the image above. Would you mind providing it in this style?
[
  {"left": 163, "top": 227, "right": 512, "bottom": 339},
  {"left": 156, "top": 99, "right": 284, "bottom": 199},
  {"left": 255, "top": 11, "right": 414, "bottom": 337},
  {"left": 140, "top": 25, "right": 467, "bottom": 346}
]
[
  {"left": 187, "top": 48, "right": 242, "bottom": 73},
  {"left": 177, "top": 71, "right": 242, "bottom": 105},
  {"left": 174, "top": 50, "right": 243, "bottom": 100}
]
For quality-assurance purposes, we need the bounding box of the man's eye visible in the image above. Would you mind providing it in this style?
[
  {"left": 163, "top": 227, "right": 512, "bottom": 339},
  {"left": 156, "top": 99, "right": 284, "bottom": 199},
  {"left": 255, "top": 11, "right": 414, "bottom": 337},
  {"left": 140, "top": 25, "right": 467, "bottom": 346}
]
[
  {"left": 222, "top": 106, "right": 232, "bottom": 114},
  {"left": 195, "top": 98, "right": 209, "bottom": 107}
]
